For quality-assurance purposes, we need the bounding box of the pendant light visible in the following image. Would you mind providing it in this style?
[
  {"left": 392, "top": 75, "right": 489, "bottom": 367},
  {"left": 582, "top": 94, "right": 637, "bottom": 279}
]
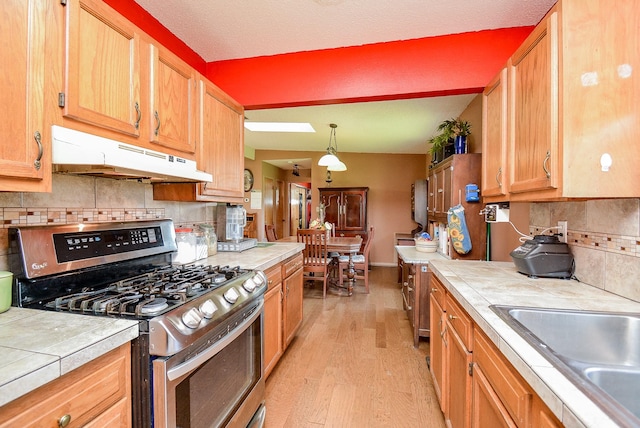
[{"left": 318, "top": 123, "right": 341, "bottom": 167}]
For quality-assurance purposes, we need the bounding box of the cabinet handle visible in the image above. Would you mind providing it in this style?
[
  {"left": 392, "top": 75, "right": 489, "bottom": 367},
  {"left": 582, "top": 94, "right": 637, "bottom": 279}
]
[
  {"left": 154, "top": 111, "right": 161, "bottom": 136},
  {"left": 33, "top": 131, "right": 43, "bottom": 170},
  {"left": 543, "top": 150, "right": 551, "bottom": 179},
  {"left": 496, "top": 167, "right": 502, "bottom": 188},
  {"left": 431, "top": 287, "right": 438, "bottom": 293},
  {"left": 448, "top": 314, "right": 457, "bottom": 320},
  {"left": 407, "top": 287, "right": 413, "bottom": 292},
  {"left": 58, "top": 414, "right": 71, "bottom": 427},
  {"left": 134, "top": 102, "right": 141, "bottom": 129},
  {"left": 437, "top": 188, "right": 443, "bottom": 193}
]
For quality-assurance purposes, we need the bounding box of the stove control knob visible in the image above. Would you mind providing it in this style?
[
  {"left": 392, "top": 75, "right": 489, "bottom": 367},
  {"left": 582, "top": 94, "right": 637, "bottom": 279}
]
[
  {"left": 252, "top": 271, "right": 267, "bottom": 287},
  {"left": 224, "top": 287, "right": 239, "bottom": 304},
  {"left": 242, "top": 277, "right": 258, "bottom": 293},
  {"left": 199, "top": 299, "right": 217, "bottom": 319},
  {"left": 182, "top": 308, "right": 203, "bottom": 329}
]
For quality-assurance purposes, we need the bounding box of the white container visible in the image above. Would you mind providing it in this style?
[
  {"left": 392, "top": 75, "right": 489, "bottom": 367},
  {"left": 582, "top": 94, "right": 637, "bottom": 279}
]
[
  {"left": 175, "top": 229, "right": 208, "bottom": 264},
  {"left": 415, "top": 239, "right": 438, "bottom": 253}
]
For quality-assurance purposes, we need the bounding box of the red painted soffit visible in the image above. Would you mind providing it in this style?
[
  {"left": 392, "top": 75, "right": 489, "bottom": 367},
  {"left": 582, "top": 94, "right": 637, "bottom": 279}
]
[{"left": 207, "top": 27, "right": 533, "bottom": 109}]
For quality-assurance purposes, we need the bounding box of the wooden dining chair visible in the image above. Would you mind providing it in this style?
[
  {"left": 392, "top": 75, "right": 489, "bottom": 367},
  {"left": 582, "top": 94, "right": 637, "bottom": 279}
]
[
  {"left": 339, "top": 226, "right": 374, "bottom": 293},
  {"left": 297, "top": 228, "right": 330, "bottom": 298},
  {"left": 265, "top": 224, "right": 278, "bottom": 242}
]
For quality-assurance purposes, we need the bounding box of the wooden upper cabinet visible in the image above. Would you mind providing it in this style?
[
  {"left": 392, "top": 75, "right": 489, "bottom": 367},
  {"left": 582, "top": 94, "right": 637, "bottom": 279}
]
[
  {"left": 560, "top": 0, "right": 640, "bottom": 197},
  {"left": 482, "top": 68, "right": 508, "bottom": 201},
  {"left": 149, "top": 44, "right": 197, "bottom": 154},
  {"left": 319, "top": 187, "right": 368, "bottom": 236},
  {"left": 198, "top": 79, "right": 244, "bottom": 199},
  {"left": 152, "top": 77, "right": 244, "bottom": 202},
  {"left": 63, "top": 0, "right": 142, "bottom": 138},
  {"left": 507, "top": 8, "right": 559, "bottom": 196},
  {"left": 0, "top": 0, "right": 51, "bottom": 191}
]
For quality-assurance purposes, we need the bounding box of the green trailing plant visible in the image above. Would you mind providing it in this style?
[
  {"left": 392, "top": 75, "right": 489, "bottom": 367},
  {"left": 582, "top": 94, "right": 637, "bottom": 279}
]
[{"left": 428, "top": 118, "right": 472, "bottom": 156}]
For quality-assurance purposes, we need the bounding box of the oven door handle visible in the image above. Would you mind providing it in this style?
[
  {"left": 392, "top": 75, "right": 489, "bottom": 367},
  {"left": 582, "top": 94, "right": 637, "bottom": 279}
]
[{"left": 167, "top": 300, "right": 263, "bottom": 381}]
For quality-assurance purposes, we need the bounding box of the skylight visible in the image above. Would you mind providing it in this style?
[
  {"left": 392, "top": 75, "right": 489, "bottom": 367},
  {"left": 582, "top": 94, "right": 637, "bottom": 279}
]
[{"left": 244, "top": 122, "right": 315, "bottom": 133}]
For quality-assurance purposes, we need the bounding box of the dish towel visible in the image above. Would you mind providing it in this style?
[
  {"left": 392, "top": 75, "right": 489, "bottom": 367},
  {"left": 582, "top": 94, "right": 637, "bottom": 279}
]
[{"left": 448, "top": 204, "right": 472, "bottom": 254}]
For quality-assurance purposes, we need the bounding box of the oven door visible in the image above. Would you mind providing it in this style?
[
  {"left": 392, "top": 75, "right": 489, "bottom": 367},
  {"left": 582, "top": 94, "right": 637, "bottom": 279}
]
[{"left": 152, "top": 301, "right": 265, "bottom": 428}]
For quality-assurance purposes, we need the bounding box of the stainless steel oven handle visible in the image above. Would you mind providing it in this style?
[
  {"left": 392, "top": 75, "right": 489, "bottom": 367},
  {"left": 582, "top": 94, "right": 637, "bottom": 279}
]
[{"left": 167, "top": 300, "right": 263, "bottom": 381}]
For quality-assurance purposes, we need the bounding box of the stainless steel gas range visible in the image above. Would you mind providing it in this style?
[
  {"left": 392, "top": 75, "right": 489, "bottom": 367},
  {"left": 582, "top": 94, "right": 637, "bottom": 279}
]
[{"left": 9, "top": 219, "right": 267, "bottom": 428}]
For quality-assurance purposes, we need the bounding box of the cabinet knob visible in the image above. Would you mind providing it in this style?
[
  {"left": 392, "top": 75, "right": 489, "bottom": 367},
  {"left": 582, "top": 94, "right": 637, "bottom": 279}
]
[
  {"left": 431, "top": 288, "right": 438, "bottom": 293},
  {"left": 448, "top": 314, "right": 457, "bottom": 320},
  {"left": 58, "top": 414, "right": 71, "bottom": 428}
]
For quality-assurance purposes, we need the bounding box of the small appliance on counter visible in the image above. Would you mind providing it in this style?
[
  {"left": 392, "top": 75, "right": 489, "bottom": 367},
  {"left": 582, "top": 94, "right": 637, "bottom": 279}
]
[
  {"left": 216, "top": 204, "right": 257, "bottom": 252},
  {"left": 510, "top": 235, "right": 575, "bottom": 279}
]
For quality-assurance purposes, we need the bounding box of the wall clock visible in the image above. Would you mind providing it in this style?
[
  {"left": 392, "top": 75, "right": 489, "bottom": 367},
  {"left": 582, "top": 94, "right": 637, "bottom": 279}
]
[{"left": 244, "top": 169, "right": 254, "bottom": 192}]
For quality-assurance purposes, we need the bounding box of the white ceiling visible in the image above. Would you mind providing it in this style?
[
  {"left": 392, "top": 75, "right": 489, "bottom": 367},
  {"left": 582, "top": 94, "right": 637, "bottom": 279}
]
[{"left": 133, "top": 0, "right": 556, "bottom": 166}]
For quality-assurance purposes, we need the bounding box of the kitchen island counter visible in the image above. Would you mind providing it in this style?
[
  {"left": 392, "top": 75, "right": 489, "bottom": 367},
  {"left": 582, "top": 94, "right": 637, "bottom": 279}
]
[{"left": 429, "top": 259, "right": 640, "bottom": 428}]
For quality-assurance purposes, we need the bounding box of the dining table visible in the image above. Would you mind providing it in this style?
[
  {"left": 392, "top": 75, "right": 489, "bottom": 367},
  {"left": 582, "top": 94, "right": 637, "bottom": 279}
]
[{"left": 278, "top": 234, "right": 362, "bottom": 296}]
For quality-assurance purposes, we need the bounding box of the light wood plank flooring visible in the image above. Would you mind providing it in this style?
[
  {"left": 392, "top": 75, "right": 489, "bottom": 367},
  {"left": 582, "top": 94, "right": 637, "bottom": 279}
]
[{"left": 264, "top": 266, "right": 446, "bottom": 427}]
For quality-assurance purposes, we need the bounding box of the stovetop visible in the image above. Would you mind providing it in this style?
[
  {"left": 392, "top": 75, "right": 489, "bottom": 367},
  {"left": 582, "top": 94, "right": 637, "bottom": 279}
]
[{"left": 44, "top": 264, "right": 250, "bottom": 318}]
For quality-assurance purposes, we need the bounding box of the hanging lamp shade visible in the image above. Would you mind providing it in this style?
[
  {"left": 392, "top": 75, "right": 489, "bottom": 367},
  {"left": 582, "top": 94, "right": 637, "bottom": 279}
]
[
  {"left": 318, "top": 123, "right": 342, "bottom": 167},
  {"left": 327, "top": 160, "right": 347, "bottom": 171}
]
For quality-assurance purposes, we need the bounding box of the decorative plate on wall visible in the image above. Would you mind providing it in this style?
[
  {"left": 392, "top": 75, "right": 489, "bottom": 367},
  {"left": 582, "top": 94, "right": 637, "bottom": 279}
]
[{"left": 244, "top": 169, "right": 254, "bottom": 192}]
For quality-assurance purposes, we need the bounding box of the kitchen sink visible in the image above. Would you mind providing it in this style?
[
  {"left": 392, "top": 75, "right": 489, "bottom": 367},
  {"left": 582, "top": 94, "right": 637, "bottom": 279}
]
[{"left": 491, "top": 305, "right": 640, "bottom": 427}]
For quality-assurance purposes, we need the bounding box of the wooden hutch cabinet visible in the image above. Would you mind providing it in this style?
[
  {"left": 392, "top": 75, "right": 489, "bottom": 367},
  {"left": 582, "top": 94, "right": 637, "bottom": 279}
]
[{"left": 319, "top": 187, "right": 368, "bottom": 241}]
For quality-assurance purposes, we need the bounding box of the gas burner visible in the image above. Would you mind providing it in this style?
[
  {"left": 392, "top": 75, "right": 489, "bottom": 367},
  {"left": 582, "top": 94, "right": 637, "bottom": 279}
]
[{"left": 138, "top": 297, "right": 169, "bottom": 315}]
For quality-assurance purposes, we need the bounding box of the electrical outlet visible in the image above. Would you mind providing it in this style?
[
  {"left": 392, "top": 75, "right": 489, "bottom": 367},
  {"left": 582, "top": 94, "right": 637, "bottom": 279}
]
[
  {"left": 484, "top": 203, "right": 510, "bottom": 223},
  {"left": 557, "top": 221, "right": 568, "bottom": 243}
]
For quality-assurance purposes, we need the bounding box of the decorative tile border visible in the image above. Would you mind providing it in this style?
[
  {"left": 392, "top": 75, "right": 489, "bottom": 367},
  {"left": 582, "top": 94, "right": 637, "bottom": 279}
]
[
  {"left": 530, "top": 226, "right": 639, "bottom": 258},
  {"left": 1, "top": 208, "right": 165, "bottom": 228}
]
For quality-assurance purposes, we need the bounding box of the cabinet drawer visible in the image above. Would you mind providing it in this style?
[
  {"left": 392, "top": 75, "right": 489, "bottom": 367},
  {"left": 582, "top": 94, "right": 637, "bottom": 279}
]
[
  {"left": 446, "top": 294, "right": 473, "bottom": 351},
  {"left": 474, "top": 327, "right": 532, "bottom": 427},
  {"left": 264, "top": 263, "right": 282, "bottom": 291},
  {"left": 0, "top": 343, "right": 131, "bottom": 427},
  {"left": 282, "top": 253, "right": 303, "bottom": 278},
  {"left": 430, "top": 275, "right": 447, "bottom": 310}
]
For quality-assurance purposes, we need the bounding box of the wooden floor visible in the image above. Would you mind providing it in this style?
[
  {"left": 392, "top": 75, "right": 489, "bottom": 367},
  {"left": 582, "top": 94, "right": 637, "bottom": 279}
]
[{"left": 264, "top": 266, "right": 446, "bottom": 427}]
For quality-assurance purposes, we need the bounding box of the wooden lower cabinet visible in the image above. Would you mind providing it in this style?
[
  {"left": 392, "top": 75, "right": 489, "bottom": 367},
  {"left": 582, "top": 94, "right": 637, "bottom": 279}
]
[
  {"left": 283, "top": 254, "right": 304, "bottom": 347},
  {"left": 430, "top": 275, "right": 562, "bottom": 428},
  {"left": 429, "top": 292, "right": 446, "bottom": 411},
  {"left": 0, "top": 343, "right": 131, "bottom": 427},
  {"left": 403, "top": 262, "right": 431, "bottom": 347},
  {"left": 263, "top": 252, "right": 304, "bottom": 378},
  {"left": 263, "top": 264, "right": 284, "bottom": 379}
]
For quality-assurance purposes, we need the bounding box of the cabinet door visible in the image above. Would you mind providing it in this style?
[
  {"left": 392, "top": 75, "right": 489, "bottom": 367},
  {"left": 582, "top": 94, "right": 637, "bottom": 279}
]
[
  {"left": 149, "top": 43, "right": 197, "bottom": 154},
  {"left": 446, "top": 326, "right": 472, "bottom": 428},
  {"left": 471, "top": 366, "right": 517, "bottom": 428},
  {"left": 199, "top": 79, "right": 244, "bottom": 199},
  {"left": 63, "top": 0, "right": 142, "bottom": 138},
  {"left": 508, "top": 10, "right": 559, "bottom": 194},
  {"left": 320, "top": 190, "right": 341, "bottom": 225},
  {"left": 482, "top": 68, "right": 509, "bottom": 199},
  {"left": 263, "top": 283, "right": 283, "bottom": 378},
  {"left": 283, "top": 267, "right": 303, "bottom": 346},
  {"left": 429, "top": 295, "right": 446, "bottom": 412},
  {"left": 0, "top": 0, "right": 50, "bottom": 191},
  {"left": 342, "top": 189, "right": 367, "bottom": 231}
]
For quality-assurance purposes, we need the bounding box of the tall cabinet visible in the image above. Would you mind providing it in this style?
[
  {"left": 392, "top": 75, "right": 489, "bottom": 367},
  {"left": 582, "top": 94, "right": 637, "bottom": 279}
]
[
  {"left": 427, "top": 154, "right": 486, "bottom": 260},
  {"left": 319, "top": 187, "right": 369, "bottom": 242}
]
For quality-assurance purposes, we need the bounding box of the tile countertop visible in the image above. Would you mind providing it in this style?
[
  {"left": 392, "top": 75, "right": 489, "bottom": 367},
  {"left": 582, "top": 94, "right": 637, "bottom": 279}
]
[
  {"left": 395, "top": 245, "right": 447, "bottom": 264},
  {"left": 195, "top": 242, "right": 305, "bottom": 271},
  {"left": 0, "top": 242, "right": 304, "bottom": 408},
  {"left": 429, "top": 259, "right": 640, "bottom": 428},
  {"left": 0, "top": 308, "right": 138, "bottom": 407}
]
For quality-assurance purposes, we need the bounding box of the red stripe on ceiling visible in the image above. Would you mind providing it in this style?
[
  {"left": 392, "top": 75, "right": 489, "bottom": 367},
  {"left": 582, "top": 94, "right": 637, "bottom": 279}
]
[
  {"left": 207, "top": 28, "right": 533, "bottom": 109},
  {"left": 101, "top": 0, "right": 532, "bottom": 109}
]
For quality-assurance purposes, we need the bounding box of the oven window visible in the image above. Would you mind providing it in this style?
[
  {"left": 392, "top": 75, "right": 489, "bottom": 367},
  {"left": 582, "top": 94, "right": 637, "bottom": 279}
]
[{"left": 174, "top": 317, "right": 261, "bottom": 428}]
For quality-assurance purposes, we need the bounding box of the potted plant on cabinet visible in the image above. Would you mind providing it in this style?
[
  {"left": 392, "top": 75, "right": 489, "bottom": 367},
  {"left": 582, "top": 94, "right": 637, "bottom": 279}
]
[{"left": 429, "top": 118, "right": 472, "bottom": 164}]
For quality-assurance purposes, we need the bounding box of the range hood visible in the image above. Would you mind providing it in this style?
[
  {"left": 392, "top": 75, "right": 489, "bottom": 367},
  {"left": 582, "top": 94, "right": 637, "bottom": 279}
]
[{"left": 51, "top": 125, "right": 213, "bottom": 182}]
